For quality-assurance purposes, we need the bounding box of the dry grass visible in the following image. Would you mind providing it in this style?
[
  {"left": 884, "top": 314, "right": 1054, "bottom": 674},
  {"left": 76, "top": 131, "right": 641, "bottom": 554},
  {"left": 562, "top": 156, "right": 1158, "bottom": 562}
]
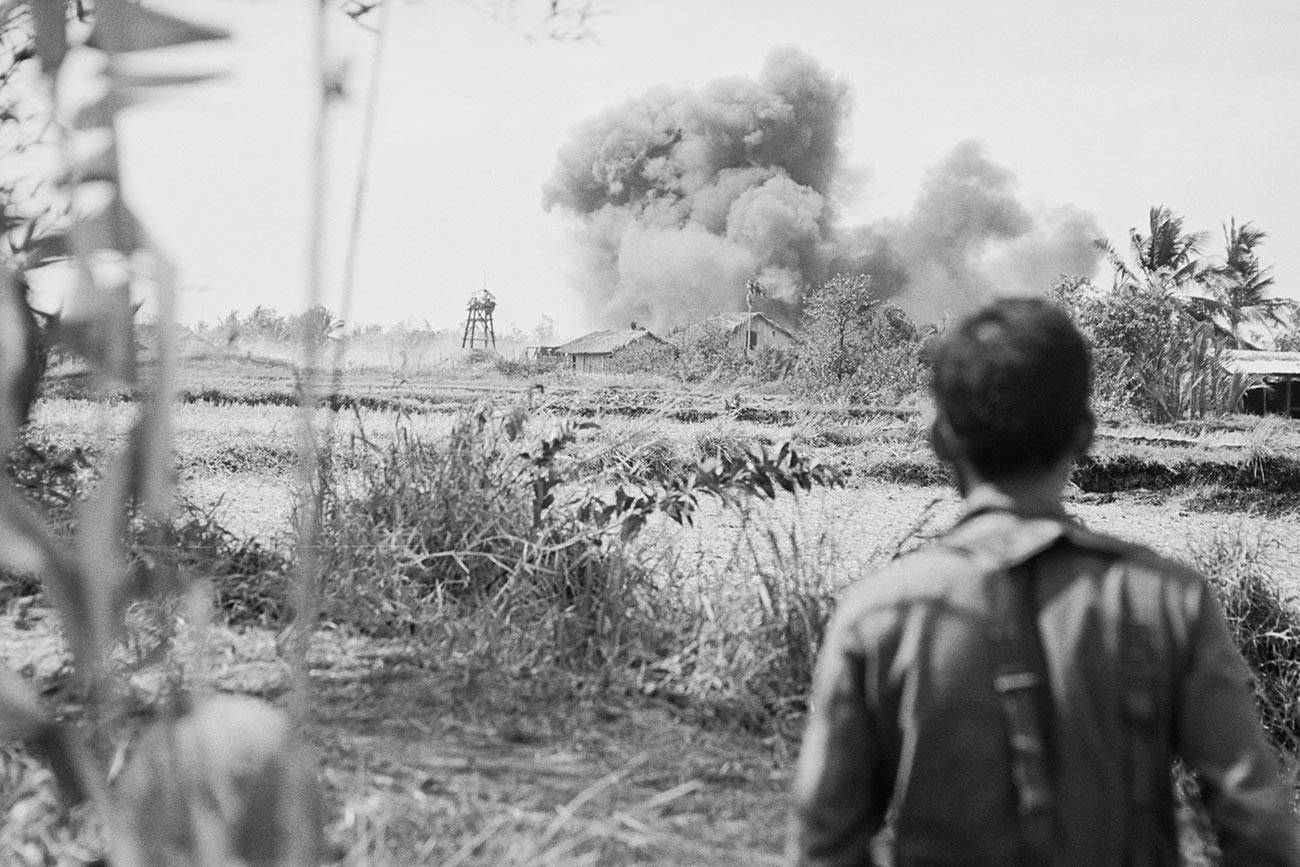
[
  {"left": 9, "top": 374, "right": 1300, "bottom": 864},
  {"left": 1192, "top": 526, "right": 1300, "bottom": 759}
]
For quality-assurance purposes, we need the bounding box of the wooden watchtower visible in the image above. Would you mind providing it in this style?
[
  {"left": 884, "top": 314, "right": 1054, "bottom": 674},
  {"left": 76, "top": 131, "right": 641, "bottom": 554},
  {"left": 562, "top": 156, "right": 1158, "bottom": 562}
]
[{"left": 461, "top": 289, "right": 497, "bottom": 349}]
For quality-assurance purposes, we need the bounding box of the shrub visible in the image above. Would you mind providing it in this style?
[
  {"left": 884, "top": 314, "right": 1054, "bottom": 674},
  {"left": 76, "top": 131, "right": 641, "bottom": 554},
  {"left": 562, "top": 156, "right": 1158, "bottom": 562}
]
[
  {"left": 665, "top": 324, "right": 741, "bottom": 382},
  {"left": 1052, "top": 276, "right": 1239, "bottom": 421},
  {"left": 1192, "top": 528, "right": 1300, "bottom": 759},
  {"left": 797, "top": 274, "right": 927, "bottom": 404},
  {"left": 608, "top": 339, "right": 678, "bottom": 377},
  {"left": 2, "top": 439, "right": 92, "bottom": 606},
  {"left": 631, "top": 506, "right": 847, "bottom": 734},
  {"left": 610, "top": 324, "right": 792, "bottom": 385},
  {"left": 746, "top": 346, "right": 795, "bottom": 384},
  {"left": 1241, "top": 416, "right": 1292, "bottom": 481},
  {"left": 599, "top": 434, "right": 681, "bottom": 482},
  {"left": 314, "top": 405, "right": 536, "bottom": 631},
  {"left": 692, "top": 423, "right": 749, "bottom": 464},
  {"left": 148, "top": 503, "right": 292, "bottom": 628},
  {"left": 313, "top": 402, "right": 843, "bottom": 675},
  {"left": 3, "top": 439, "right": 292, "bottom": 627},
  {"left": 833, "top": 341, "right": 927, "bottom": 406},
  {"left": 492, "top": 355, "right": 535, "bottom": 377}
]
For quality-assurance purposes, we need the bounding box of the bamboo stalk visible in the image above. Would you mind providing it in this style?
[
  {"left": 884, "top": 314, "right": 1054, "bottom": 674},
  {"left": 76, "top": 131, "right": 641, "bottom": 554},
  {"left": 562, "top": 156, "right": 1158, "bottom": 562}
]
[
  {"left": 336, "top": 0, "right": 393, "bottom": 347},
  {"left": 287, "top": 9, "right": 332, "bottom": 866}
]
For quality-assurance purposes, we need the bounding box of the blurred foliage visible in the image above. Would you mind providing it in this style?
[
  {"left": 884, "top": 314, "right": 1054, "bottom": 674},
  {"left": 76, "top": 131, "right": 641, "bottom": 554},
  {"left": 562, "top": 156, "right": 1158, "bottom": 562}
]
[{"left": 212, "top": 304, "right": 344, "bottom": 347}]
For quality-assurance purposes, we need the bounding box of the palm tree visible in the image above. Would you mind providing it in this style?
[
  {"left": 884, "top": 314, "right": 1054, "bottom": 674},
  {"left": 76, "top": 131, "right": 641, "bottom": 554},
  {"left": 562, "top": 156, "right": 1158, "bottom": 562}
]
[
  {"left": 1180, "top": 219, "right": 1294, "bottom": 348},
  {"left": 1212, "top": 219, "right": 1292, "bottom": 330},
  {"left": 1094, "top": 207, "right": 1225, "bottom": 418},
  {"left": 1219, "top": 219, "right": 1273, "bottom": 303},
  {"left": 1094, "top": 205, "right": 1207, "bottom": 296}
]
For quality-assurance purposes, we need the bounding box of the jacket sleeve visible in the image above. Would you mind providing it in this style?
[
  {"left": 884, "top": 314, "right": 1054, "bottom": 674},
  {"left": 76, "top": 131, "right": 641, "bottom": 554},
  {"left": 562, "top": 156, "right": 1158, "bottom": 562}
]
[
  {"left": 1176, "top": 585, "right": 1300, "bottom": 866},
  {"left": 789, "top": 600, "right": 890, "bottom": 867}
]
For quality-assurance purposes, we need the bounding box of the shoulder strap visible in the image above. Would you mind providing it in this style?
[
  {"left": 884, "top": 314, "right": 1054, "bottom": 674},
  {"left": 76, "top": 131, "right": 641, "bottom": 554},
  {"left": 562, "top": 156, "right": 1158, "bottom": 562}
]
[
  {"left": 954, "top": 518, "right": 1166, "bottom": 866},
  {"left": 987, "top": 558, "right": 1058, "bottom": 867},
  {"left": 1119, "top": 577, "right": 1163, "bottom": 867}
]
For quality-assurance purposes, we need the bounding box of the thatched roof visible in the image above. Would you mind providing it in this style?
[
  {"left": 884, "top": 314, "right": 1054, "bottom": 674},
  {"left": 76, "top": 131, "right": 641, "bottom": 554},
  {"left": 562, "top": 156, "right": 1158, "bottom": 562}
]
[
  {"left": 697, "top": 311, "right": 796, "bottom": 339},
  {"left": 554, "top": 328, "right": 668, "bottom": 356},
  {"left": 1221, "top": 350, "right": 1300, "bottom": 376}
]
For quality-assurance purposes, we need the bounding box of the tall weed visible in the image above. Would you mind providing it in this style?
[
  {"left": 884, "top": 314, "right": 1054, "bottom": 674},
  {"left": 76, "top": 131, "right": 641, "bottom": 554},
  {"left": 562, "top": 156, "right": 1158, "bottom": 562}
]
[
  {"left": 636, "top": 503, "right": 846, "bottom": 733},
  {"left": 1192, "top": 527, "right": 1300, "bottom": 758},
  {"left": 314, "top": 402, "right": 843, "bottom": 716}
]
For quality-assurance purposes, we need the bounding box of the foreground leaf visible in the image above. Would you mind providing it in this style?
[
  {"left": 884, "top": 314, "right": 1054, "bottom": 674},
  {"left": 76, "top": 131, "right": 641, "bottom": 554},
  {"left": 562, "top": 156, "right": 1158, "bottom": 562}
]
[
  {"left": 0, "top": 270, "right": 40, "bottom": 453},
  {"left": 87, "top": 0, "right": 230, "bottom": 54}
]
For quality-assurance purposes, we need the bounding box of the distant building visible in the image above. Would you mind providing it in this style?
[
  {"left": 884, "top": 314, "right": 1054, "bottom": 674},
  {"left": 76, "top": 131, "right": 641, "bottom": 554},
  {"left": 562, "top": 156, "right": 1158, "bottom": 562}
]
[
  {"left": 698, "top": 312, "right": 796, "bottom": 352},
  {"left": 1221, "top": 350, "right": 1300, "bottom": 417},
  {"left": 554, "top": 324, "right": 671, "bottom": 373}
]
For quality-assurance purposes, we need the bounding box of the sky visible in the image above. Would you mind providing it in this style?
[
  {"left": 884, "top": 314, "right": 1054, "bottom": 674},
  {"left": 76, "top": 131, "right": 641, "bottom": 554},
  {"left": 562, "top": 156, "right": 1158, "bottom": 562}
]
[{"left": 54, "top": 0, "right": 1300, "bottom": 340}]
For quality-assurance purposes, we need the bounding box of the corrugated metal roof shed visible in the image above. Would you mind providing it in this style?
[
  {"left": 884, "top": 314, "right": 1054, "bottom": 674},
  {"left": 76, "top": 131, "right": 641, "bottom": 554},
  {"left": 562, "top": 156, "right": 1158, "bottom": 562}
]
[
  {"left": 554, "top": 328, "right": 668, "bottom": 355},
  {"left": 1221, "top": 350, "right": 1300, "bottom": 376}
]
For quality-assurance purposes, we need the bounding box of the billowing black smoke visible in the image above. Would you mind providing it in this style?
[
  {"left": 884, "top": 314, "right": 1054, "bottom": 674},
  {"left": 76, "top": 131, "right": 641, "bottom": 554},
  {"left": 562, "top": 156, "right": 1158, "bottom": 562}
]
[{"left": 543, "top": 47, "right": 1101, "bottom": 328}]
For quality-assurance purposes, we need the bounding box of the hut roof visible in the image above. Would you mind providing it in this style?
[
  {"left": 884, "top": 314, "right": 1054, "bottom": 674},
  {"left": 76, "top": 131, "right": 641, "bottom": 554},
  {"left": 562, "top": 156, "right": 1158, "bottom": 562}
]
[
  {"left": 698, "top": 311, "right": 796, "bottom": 339},
  {"left": 1221, "top": 350, "right": 1300, "bottom": 376},
  {"left": 554, "top": 328, "right": 668, "bottom": 356}
]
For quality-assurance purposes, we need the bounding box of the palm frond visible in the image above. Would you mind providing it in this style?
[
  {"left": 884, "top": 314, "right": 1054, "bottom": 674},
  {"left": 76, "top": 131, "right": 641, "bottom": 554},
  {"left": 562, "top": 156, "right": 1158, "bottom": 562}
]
[{"left": 1095, "top": 237, "right": 1137, "bottom": 291}]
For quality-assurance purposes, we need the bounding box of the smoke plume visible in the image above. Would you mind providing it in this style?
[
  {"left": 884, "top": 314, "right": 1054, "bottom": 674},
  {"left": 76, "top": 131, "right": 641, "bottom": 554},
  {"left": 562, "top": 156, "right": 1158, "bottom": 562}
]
[
  {"left": 881, "top": 139, "right": 1103, "bottom": 322},
  {"left": 544, "top": 48, "right": 1101, "bottom": 328}
]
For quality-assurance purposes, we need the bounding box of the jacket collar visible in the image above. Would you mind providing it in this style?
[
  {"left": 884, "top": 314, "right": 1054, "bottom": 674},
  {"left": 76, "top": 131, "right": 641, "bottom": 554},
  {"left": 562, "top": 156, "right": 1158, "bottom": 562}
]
[
  {"left": 942, "top": 493, "right": 1078, "bottom": 572},
  {"left": 959, "top": 487, "right": 1070, "bottom": 522}
]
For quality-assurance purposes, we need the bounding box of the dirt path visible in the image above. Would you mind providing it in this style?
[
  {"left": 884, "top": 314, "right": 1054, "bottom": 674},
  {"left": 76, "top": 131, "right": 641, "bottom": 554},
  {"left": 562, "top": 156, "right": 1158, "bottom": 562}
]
[{"left": 310, "top": 638, "right": 792, "bottom": 865}]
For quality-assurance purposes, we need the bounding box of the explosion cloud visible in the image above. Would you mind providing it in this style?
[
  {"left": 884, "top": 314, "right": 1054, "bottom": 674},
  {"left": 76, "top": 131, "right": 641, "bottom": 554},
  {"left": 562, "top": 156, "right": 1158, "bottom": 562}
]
[
  {"left": 543, "top": 47, "right": 1101, "bottom": 328},
  {"left": 883, "top": 139, "right": 1104, "bottom": 323}
]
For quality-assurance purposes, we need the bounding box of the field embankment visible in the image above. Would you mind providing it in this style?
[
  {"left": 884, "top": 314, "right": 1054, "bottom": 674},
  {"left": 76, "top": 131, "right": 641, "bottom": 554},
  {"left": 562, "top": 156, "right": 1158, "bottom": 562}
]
[{"left": 40, "top": 354, "right": 1300, "bottom": 515}]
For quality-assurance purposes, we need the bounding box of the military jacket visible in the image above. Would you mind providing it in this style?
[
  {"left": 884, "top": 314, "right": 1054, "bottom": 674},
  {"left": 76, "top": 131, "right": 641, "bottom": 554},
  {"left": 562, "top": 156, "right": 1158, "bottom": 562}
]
[{"left": 790, "top": 503, "right": 1300, "bottom": 866}]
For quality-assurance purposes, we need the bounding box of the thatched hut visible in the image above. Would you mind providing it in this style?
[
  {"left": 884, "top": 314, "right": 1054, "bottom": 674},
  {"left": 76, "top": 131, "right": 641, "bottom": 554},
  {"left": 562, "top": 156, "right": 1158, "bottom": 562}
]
[
  {"left": 554, "top": 325, "right": 671, "bottom": 373},
  {"left": 697, "top": 312, "right": 796, "bottom": 352}
]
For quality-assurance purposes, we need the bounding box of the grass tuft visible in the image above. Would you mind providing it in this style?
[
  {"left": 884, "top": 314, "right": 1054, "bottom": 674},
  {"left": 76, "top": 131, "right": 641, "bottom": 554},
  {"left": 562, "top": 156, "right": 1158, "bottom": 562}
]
[{"left": 1192, "top": 527, "right": 1300, "bottom": 758}]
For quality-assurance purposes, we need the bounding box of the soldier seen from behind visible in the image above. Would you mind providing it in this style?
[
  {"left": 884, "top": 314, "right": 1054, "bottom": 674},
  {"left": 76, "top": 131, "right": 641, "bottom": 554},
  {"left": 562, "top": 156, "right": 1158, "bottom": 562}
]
[{"left": 790, "top": 297, "right": 1299, "bottom": 865}]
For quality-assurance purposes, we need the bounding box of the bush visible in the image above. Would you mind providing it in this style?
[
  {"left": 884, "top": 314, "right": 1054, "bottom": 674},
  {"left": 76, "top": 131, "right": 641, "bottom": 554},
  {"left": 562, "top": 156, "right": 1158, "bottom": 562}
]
[
  {"left": 661, "top": 524, "right": 838, "bottom": 729},
  {"left": 796, "top": 274, "right": 927, "bottom": 404},
  {"left": 610, "top": 324, "right": 792, "bottom": 385},
  {"left": 608, "top": 339, "right": 678, "bottom": 377},
  {"left": 149, "top": 503, "right": 292, "bottom": 628},
  {"left": 1192, "top": 528, "right": 1300, "bottom": 759},
  {"left": 1052, "top": 276, "right": 1238, "bottom": 421},
  {"left": 745, "top": 345, "right": 796, "bottom": 383},
  {"left": 3, "top": 436, "right": 292, "bottom": 627},
  {"left": 314, "top": 405, "right": 537, "bottom": 631},
  {"left": 492, "top": 356, "right": 534, "bottom": 377},
  {"left": 312, "top": 402, "right": 843, "bottom": 697},
  {"left": 2, "top": 439, "right": 92, "bottom": 605}
]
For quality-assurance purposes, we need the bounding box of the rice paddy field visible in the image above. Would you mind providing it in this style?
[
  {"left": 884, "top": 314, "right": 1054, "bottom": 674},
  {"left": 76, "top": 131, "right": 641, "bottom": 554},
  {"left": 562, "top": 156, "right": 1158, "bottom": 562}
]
[{"left": 4, "top": 351, "right": 1299, "bottom": 864}]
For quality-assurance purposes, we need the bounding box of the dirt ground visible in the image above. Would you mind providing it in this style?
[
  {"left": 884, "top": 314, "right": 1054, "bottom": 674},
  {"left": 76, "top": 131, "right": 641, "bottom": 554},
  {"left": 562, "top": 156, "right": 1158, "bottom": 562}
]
[
  {"left": 0, "top": 606, "right": 793, "bottom": 865},
  {"left": 639, "top": 479, "right": 1300, "bottom": 599}
]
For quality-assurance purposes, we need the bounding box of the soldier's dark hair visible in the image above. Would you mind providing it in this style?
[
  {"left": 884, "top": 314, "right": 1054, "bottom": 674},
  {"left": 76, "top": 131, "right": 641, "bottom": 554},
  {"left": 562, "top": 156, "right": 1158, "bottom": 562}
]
[{"left": 930, "top": 297, "right": 1092, "bottom": 479}]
